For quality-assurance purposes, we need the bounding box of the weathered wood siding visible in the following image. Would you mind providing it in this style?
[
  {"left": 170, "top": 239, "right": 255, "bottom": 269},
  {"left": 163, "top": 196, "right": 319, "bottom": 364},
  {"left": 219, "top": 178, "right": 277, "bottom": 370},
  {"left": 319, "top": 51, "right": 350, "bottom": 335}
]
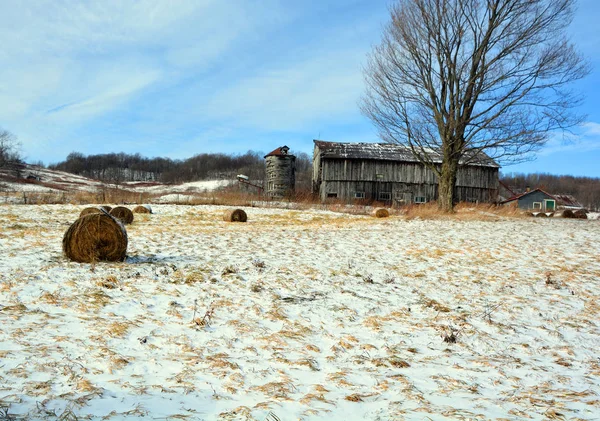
[
  {"left": 517, "top": 190, "right": 555, "bottom": 210},
  {"left": 265, "top": 155, "right": 296, "bottom": 197},
  {"left": 314, "top": 154, "right": 498, "bottom": 204}
]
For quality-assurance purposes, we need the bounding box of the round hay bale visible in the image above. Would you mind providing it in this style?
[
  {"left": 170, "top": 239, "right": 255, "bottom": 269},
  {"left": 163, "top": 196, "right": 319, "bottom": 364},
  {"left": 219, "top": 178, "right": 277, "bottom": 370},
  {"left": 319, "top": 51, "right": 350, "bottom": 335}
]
[
  {"left": 373, "top": 208, "right": 390, "bottom": 218},
  {"left": 63, "top": 213, "right": 127, "bottom": 263},
  {"left": 80, "top": 207, "right": 102, "bottom": 217},
  {"left": 100, "top": 205, "right": 112, "bottom": 212},
  {"left": 133, "top": 205, "right": 152, "bottom": 214},
  {"left": 223, "top": 209, "right": 247, "bottom": 222},
  {"left": 553, "top": 209, "right": 575, "bottom": 218},
  {"left": 573, "top": 209, "right": 588, "bottom": 219},
  {"left": 109, "top": 206, "right": 134, "bottom": 224}
]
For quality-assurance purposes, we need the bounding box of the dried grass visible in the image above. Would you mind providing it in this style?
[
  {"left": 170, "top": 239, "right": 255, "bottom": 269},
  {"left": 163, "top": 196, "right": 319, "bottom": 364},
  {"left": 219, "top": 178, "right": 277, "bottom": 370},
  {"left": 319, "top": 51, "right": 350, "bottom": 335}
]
[
  {"left": 79, "top": 207, "right": 101, "bottom": 217},
  {"left": 63, "top": 213, "right": 127, "bottom": 263},
  {"left": 403, "top": 202, "right": 530, "bottom": 220}
]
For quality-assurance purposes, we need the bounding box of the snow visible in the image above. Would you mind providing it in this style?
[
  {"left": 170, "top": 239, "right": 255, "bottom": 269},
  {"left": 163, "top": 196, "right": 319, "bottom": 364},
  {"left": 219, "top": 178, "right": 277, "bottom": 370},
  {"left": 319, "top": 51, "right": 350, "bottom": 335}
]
[
  {"left": 126, "top": 179, "right": 233, "bottom": 194},
  {"left": 1, "top": 204, "right": 599, "bottom": 420},
  {"left": 1, "top": 165, "right": 238, "bottom": 208}
]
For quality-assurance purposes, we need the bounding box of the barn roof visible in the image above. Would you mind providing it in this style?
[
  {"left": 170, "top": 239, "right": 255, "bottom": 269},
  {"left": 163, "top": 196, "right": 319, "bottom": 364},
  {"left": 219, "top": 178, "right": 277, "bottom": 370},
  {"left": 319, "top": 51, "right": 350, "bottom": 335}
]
[{"left": 313, "top": 140, "right": 500, "bottom": 168}]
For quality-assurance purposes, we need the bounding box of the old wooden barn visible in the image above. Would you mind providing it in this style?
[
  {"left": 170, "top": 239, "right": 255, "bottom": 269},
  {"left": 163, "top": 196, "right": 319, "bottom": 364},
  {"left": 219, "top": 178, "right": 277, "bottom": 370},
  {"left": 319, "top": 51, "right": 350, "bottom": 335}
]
[{"left": 312, "top": 140, "right": 499, "bottom": 205}]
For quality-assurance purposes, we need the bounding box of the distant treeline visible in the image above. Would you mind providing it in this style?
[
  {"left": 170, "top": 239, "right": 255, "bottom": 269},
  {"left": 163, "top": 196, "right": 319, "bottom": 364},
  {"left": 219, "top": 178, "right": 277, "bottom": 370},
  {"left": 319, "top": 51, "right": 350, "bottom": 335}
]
[
  {"left": 501, "top": 172, "right": 600, "bottom": 211},
  {"left": 49, "top": 150, "right": 312, "bottom": 188}
]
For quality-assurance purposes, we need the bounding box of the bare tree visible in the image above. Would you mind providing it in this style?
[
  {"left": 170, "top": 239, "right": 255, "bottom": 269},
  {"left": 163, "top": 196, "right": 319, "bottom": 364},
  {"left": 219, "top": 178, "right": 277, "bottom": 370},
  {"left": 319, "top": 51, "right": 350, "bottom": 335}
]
[
  {"left": 362, "top": 0, "right": 589, "bottom": 212},
  {"left": 0, "top": 128, "right": 23, "bottom": 172}
]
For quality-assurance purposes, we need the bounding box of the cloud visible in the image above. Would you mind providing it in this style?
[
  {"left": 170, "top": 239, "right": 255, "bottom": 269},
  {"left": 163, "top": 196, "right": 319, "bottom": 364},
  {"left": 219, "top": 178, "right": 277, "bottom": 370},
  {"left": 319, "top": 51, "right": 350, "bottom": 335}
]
[
  {"left": 537, "top": 122, "right": 600, "bottom": 156},
  {"left": 201, "top": 49, "right": 366, "bottom": 131},
  {"left": 0, "top": 0, "right": 389, "bottom": 163}
]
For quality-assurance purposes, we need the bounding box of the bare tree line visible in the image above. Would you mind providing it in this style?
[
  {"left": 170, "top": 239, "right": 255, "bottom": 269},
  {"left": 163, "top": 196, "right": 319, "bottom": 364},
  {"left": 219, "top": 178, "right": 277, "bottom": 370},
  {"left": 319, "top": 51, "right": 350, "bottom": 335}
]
[{"left": 49, "top": 150, "right": 313, "bottom": 189}]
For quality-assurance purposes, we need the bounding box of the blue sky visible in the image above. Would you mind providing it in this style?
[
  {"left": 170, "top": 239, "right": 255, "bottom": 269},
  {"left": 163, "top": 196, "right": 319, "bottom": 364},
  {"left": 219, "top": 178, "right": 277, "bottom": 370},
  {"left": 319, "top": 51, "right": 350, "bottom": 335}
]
[{"left": 1, "top": 0, "right": 599, "bottom": 177}]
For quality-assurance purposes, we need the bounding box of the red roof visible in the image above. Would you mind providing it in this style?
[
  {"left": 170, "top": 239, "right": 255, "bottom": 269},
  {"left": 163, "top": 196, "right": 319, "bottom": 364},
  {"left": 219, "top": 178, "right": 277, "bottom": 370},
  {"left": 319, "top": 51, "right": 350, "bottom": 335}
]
[{"left": 264, "top": 146, "right": 291, "bottom": 158}]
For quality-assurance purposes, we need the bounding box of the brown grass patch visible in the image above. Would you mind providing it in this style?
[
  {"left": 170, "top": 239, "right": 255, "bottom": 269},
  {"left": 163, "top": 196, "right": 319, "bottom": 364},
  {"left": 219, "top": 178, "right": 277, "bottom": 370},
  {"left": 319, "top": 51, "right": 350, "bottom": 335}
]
[
  {"left": 97, "top": 275, "right": 119, "bottom": 289},
  {"left": 403, "top": 202, "right": 529, "bottom": 220},
  {"left": 421, "top": 296, "right": 451, "bottom": 312}
]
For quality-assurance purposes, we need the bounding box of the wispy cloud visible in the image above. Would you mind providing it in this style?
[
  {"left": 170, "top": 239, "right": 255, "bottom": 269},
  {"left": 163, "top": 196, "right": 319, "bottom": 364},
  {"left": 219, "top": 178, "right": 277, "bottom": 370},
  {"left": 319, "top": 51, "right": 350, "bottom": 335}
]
[{"left": 538, "top": 122, "right": 600, "bottom": 156}]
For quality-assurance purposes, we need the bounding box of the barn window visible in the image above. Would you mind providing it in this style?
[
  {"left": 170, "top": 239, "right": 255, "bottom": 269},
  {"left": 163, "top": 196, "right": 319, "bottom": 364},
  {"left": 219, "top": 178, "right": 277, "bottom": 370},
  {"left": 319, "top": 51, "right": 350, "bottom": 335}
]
[
  {"left": 354, "top": 192, "right": 365, "bottom": 199},
  {"left": 379, "top": 192, "right": 391, "bottom": 201},
  {"left": 533, "top": 202, "right": 542, "bottom": 209},
  {"left": 544, "top": 199, "right": 556, "bottom": 211},
  {"left": 414, "top": 196, "right": 426, "bottom": 204},
  {"left": 327, "top": 193, "right": 338, "bottom": 198}
]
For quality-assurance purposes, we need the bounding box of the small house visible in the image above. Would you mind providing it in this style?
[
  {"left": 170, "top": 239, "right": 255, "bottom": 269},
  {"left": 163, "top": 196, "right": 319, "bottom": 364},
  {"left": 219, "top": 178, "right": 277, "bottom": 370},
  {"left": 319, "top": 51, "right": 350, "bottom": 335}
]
[{"left": 500, "top": 188, "right": 557, "bottom": 212}]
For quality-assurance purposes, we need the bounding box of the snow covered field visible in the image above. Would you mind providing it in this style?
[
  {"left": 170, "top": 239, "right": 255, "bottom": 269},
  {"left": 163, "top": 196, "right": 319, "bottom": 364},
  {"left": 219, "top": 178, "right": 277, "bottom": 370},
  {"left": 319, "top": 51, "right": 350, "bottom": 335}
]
[
  {"left": 1, "top": 204, "right": 599, "bottom": 420},
  {"left": 0, "top": 164, "right": 235, "bottom": 204}
]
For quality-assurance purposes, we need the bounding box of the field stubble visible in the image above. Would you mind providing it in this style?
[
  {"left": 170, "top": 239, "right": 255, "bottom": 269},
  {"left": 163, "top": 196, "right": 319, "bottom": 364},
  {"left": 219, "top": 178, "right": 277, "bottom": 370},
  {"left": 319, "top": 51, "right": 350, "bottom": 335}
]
[{"left": 0, "top": 204, "right": 599, "bottom": 420}]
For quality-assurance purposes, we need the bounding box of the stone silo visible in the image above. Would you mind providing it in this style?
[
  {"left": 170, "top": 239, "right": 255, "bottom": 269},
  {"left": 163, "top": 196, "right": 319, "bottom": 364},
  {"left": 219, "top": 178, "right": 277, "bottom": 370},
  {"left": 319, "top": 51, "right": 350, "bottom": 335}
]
[{"left": 264, "top": 146, "right": 296, "bottom": 197}]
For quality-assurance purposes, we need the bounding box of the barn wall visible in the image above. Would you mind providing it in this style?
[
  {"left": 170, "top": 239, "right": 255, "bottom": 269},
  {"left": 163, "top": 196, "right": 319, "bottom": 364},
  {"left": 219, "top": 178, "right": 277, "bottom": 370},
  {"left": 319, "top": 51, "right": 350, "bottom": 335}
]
[
  {"left": 317, "top": 158, "right": 498, "bottom": 204},
  {"left": 321, "top": 159, "right": 497, "bottom": 189},
  {"left": 312, "top": 147, "right": 323, "bottom": 194}
]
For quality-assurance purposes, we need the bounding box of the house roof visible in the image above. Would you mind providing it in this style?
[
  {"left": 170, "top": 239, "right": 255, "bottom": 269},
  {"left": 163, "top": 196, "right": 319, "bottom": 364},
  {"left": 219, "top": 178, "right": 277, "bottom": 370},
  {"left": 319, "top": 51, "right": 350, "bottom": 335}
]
[
  {"left": 552, "top": 194, "right": 584, "bottom": 208},
  {"left": 500, "top": 188, "right": 557, "bottom": 204},
  {"left": 313, "top": 140, "right": 500, "bottom": 168},
  {"left": 264, "top": 146, "right": 292, "bottom": 158}
]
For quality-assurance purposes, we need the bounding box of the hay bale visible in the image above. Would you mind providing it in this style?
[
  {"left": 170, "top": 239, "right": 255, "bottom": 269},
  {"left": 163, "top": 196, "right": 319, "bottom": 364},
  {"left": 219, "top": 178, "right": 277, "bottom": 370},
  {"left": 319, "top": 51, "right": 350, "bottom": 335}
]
[
  {"left": 100, "top": 205, "right": 112, "bottom": 212},
  {"left": 109, "top": 206, "right": 134, "bottom": 224},
  {"left": 133, "top": 205, "right": 152, "bottom": 214},
  {"left": 63, "top": 213, "right": 127, "bottom": 263},
  {"left": 80, "top": 207, "right": 101, "bottom": 217},
  {"left": 373, "top": 208, "right": 390, "bottom": 218},
  {"left": 223, "top": 209, "right": 247, "bottom": 222},
  {"left": 573, "top": 209, "right": 588, "bottom": 219},
  {"left": 553, "top": 209, "right": 575, "bottom": 218}
]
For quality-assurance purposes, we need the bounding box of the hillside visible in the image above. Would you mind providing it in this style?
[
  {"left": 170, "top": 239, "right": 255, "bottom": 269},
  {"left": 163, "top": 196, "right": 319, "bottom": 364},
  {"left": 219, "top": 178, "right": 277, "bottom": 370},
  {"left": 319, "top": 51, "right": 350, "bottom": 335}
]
[{"left": 0, "top": 164, "right": 234, "bottom": 204}]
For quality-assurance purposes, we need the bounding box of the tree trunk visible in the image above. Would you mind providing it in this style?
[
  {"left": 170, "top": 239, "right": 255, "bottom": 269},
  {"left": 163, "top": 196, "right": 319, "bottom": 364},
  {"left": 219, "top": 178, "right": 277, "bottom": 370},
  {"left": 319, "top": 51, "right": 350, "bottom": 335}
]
[{"left": 438, "top": 157, "right": 459, "bottom": 213}]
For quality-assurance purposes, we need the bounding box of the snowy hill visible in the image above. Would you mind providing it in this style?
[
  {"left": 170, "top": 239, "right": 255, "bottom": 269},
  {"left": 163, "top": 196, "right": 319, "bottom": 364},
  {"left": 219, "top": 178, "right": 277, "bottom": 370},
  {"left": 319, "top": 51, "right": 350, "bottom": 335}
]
[{"left": 0, "top": 164, "right": 234, "bottom": 203}]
